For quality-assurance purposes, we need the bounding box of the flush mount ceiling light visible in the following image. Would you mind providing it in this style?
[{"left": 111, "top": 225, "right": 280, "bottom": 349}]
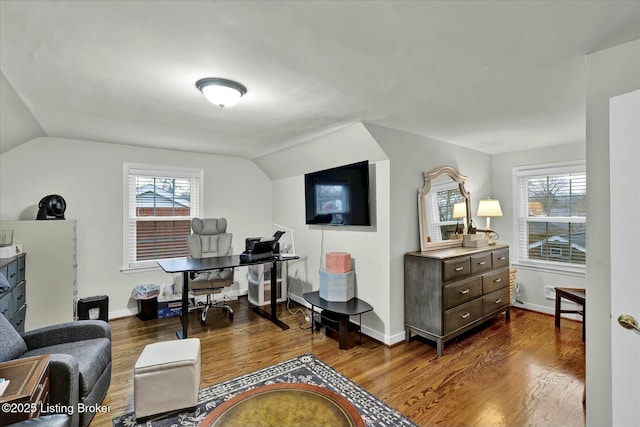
[{"left": 195, "top": 78, "right": 247, "bottom": 108}]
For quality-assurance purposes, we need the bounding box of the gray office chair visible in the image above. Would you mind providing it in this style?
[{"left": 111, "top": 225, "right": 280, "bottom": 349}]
[{"left": 187, "top": 218, "right": 235, "bottom": 323}]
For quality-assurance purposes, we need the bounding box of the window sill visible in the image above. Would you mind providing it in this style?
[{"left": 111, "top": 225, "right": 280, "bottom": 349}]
[
  {"left": 513, "top": 261, "right": 586, "bottom": 278},
  {"left": 120, "top": 265, "right": 163, "bottom": 274}
]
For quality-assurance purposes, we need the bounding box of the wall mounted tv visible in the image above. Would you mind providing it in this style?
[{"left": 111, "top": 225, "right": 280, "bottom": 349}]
[{"left": 304, "top": 160, "right": 371, "bottom": 226}]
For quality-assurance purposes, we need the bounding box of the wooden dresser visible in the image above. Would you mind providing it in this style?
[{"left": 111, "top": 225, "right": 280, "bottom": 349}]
[{"left": 404, "top": 244, "right": 510, "bottom": 356}]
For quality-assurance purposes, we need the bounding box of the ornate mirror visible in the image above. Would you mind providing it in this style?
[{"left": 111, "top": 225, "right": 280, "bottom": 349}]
[{"left": 418, "top": 165, "right": 471, "bottom": 251}]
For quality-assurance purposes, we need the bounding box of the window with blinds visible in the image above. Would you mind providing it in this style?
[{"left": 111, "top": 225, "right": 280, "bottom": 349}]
[
  {"left": 515, "top": 162, "right": 586, "bottom": 270},
  {"left": 123, "top": 164, "right": 203, "bottom": 270}
]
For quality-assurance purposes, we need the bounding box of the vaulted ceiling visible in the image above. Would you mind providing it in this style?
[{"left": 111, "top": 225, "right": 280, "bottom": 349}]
[{"left": 1, "top": 1, "right": 639, "bottom": 158}]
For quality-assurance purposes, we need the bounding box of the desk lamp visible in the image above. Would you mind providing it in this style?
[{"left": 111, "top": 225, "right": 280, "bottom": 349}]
[
  {"left": 477, "top": 198, "right": 502, "bottom": 244},
  {"left": 273, "top": 223, "right": 296, "bottom": 256}
]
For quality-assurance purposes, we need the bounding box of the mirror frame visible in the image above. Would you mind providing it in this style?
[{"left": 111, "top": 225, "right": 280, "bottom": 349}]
[{"left": 418, "top": 165, "right": 471, "bottom": 251}]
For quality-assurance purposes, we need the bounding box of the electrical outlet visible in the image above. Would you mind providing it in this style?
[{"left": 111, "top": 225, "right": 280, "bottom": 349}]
[{"left": 544, "top": 286, "right": 556, "bottom": 300}]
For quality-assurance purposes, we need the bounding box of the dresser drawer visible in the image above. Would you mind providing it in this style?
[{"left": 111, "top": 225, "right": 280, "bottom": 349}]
[
  {"left": 6, "top": 259, "right": 18, "bottom": 287},
  {"left": 492, "top": 248, "right": 509, "bottom": 269},
  {"left": 482, "top": 287, "right": 510, "bottom": 315},
  {"left": 17, "top": 256, "right": 26, "bottom": 283},
  {"left": 443, "top": 257, "right": 470, "bottom": 281},
  {"left": 10, "top": 303, "right": 27, "bottom": 333},
  {"left": 444, "top": 276, "right": 482, "bottom": 310},
  {"left": 482, "top": 267, "right": 509, "bottom": 294},
  {"left": 444, "top": 299, "right": 482, "bottom": 334},
  {"left": 0, "top": 292, "right": 12, "bottom": 318},
  {"left": 12, "top": 281, "right": 26, "bottom": 312},
  {"left": 470, "top": 252, "right": 492, "bottom": 274}
]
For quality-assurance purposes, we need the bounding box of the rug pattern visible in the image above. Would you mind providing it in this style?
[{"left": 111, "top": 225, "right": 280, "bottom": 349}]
[{"left": 112, "top": 353, "right": 417, "bottom": 427}]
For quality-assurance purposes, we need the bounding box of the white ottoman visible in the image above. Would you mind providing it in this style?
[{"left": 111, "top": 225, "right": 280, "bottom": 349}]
[{"left": 134, "top": 338, "right": 201, "bottom": 419}]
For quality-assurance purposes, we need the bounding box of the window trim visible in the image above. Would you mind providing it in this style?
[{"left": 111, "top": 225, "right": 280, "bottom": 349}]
[
  {"left": 122, "top": 163, "right": 204, "bottom": 272},
  {"left": 512, "top": 160, "right": 586, "bottom": 276}
]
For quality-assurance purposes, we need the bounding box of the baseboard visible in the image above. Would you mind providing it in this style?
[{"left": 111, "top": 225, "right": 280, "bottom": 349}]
[{"left": 511, "top": 300, "right": 582, "bottom": 321}]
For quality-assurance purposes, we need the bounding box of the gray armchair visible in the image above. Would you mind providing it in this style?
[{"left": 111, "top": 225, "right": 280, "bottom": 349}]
[
  {"left": 0, "top": 314, "right": 111, "bottom": 427},
  {"left": 187, "top": 218, "right": 235, "bottom": 323}
]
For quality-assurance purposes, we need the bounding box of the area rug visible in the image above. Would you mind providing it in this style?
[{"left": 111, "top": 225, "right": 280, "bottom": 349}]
[{"left": 112, "top": 353, "right": 417, "bottom": 427}]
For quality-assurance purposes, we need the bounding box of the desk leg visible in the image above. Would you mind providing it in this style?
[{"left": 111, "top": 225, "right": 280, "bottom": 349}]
[
  {"left": 252, "top": 260, "right": 289, "bottom": 330},
  {"left": 176, "top": 271, "right": 189, "bottom": 339},
  {"left": 555, "top": 290, "right": 562, "bottom": 328}
]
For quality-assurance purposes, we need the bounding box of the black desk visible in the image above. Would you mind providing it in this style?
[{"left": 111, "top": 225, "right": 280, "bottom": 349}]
[
  {"left": 303, "top": 291, "right": 373, "bottom": 349},
  {"left": 158, "top": 255, "right": 299, "bottom": 339},
  {"left": 555, "top": 287, "right": 586, "bottom": 341}
]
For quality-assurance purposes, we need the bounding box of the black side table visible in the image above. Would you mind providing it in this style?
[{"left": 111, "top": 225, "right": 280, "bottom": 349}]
[{"left": 303, "top": 291, "right": 373, "bottom": 349}]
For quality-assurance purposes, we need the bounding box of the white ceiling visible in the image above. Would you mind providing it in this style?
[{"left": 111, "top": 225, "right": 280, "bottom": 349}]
[{"left": 1, "top": 1, "right": 639, "bottom": 159}]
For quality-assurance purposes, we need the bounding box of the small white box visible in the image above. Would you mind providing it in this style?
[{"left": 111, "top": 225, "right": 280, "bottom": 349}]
[
  {"left": 320, "top": 269, "right": 355, "bottom": 301},
  {"left": 463, "top": 235, "right": 488, "bottom": 248}
]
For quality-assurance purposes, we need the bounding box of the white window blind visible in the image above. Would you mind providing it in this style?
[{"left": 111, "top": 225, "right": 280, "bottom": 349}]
[
  {"left": 515, "top": 162, "right": 586, "bottom": 270},
  {"left": 123, "top": 164, "right": 203, "bottom": 270}
]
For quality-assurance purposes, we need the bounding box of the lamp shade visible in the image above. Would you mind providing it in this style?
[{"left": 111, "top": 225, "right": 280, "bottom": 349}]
[
  {"left": 452, "top": 201, "right": 467, "bottom": 219},
  {"left": 477, "top": 199, "right": 503, "bottom": 218},
  {"left": 196, "top": 78, "right": 247, "bottom": 108}
]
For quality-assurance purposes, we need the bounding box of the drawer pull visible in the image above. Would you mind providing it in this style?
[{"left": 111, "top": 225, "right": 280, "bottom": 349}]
[
  {"left": 460, "top": 312, "right": 470, "bottom": 319},
  {"left": 478, "top": 261, "right": 487, "bottom": 265},
  {"left": 460, "top": 289, "right": 470, "bottom": 295},
  {"left": 493, "top": 298, "right": 502, "bottom": 304},
  {"left": 498, "top": 256, "right": 506, "bottom": 261},
  {"left": 17, "top": 295, "right": 24, "bottom": 301},
  {"left": 455, "top": 267, "right": 464, "bottom": 272},
  {"left": 493, "top": 278, "right": 502, "bottom": 283},
  {"left": 1, "top": 309, "right": 8, "bottom": 315},
  {"left": 9, "top": 273, "right": 16, "bottom": 278}
]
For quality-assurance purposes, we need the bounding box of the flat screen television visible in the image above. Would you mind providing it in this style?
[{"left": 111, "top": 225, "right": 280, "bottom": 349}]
[{"left": 304, "top": 160, "right": 371, "bottom": 226}]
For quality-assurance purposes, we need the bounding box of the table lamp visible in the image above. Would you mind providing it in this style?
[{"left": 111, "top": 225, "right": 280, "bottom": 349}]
[
  {"left": 477, "top": 198, "right": 503, "bottom": 230},
  {"left": 452, "top": 201, "right": 467, "bottom": 234},
  {"left": 273, "top": 223, "right": 296, "bottom": 255}
]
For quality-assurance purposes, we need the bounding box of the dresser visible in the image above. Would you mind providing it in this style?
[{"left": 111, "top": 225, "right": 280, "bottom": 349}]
[
  {"left": 404, "top": 244, "right": 510, "bottom": 356},
  {"left": 0, "top": 254, "right": 27, "bottom": 333}
]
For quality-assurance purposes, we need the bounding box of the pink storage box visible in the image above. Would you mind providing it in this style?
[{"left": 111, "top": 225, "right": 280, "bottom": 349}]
[{"left": 326, "top": 252, "right": 351, "bottom": 273}]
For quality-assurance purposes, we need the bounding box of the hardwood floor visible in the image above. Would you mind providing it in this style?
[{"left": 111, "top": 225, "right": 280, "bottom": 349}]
[{"left": 92, "top": 298, "right": 585, "bottom": 426}]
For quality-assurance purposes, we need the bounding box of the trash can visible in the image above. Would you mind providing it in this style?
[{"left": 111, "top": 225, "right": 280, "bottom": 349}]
[
  {"left": 137, "top": 297, "right": 159, "bottom": 321},
  {"left": 77, "top": 295, "right": 109, "bottom": 322},
  {"left": 131, "top": 284, "right": 161, "bottom": 321}
]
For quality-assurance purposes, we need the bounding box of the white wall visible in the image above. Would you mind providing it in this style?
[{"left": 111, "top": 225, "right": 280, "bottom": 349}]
[
  {"left": 0, "top": 137, "right": 272, "bottom": 318},
  {"left": 492, "top": 143, "right": 586, "bottom": 314},
  {"left": 585, "top": 39, "right": 640, "bottom": 427},
  {"left": 0, "top": 72, "right": 46, "bottom": 154},
  {"left": 366, "top": 123, "right": 493, "bottom": 338},
  {"left": 255, "top": 123, "right": 393, "bottom": 342}
]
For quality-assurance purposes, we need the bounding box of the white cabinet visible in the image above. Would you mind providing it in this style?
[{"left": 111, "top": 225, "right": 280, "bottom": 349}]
[
  {"left": 247, "top": 262, "right": 287, "bottom": 306},
  {"left": 0, "top": 220, "right": 77, "bottom": 330}
]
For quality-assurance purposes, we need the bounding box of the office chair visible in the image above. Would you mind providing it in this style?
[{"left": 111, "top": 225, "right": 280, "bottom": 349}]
[{"left": 187, "top": 218, "right": 234, "bottom": 323}]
